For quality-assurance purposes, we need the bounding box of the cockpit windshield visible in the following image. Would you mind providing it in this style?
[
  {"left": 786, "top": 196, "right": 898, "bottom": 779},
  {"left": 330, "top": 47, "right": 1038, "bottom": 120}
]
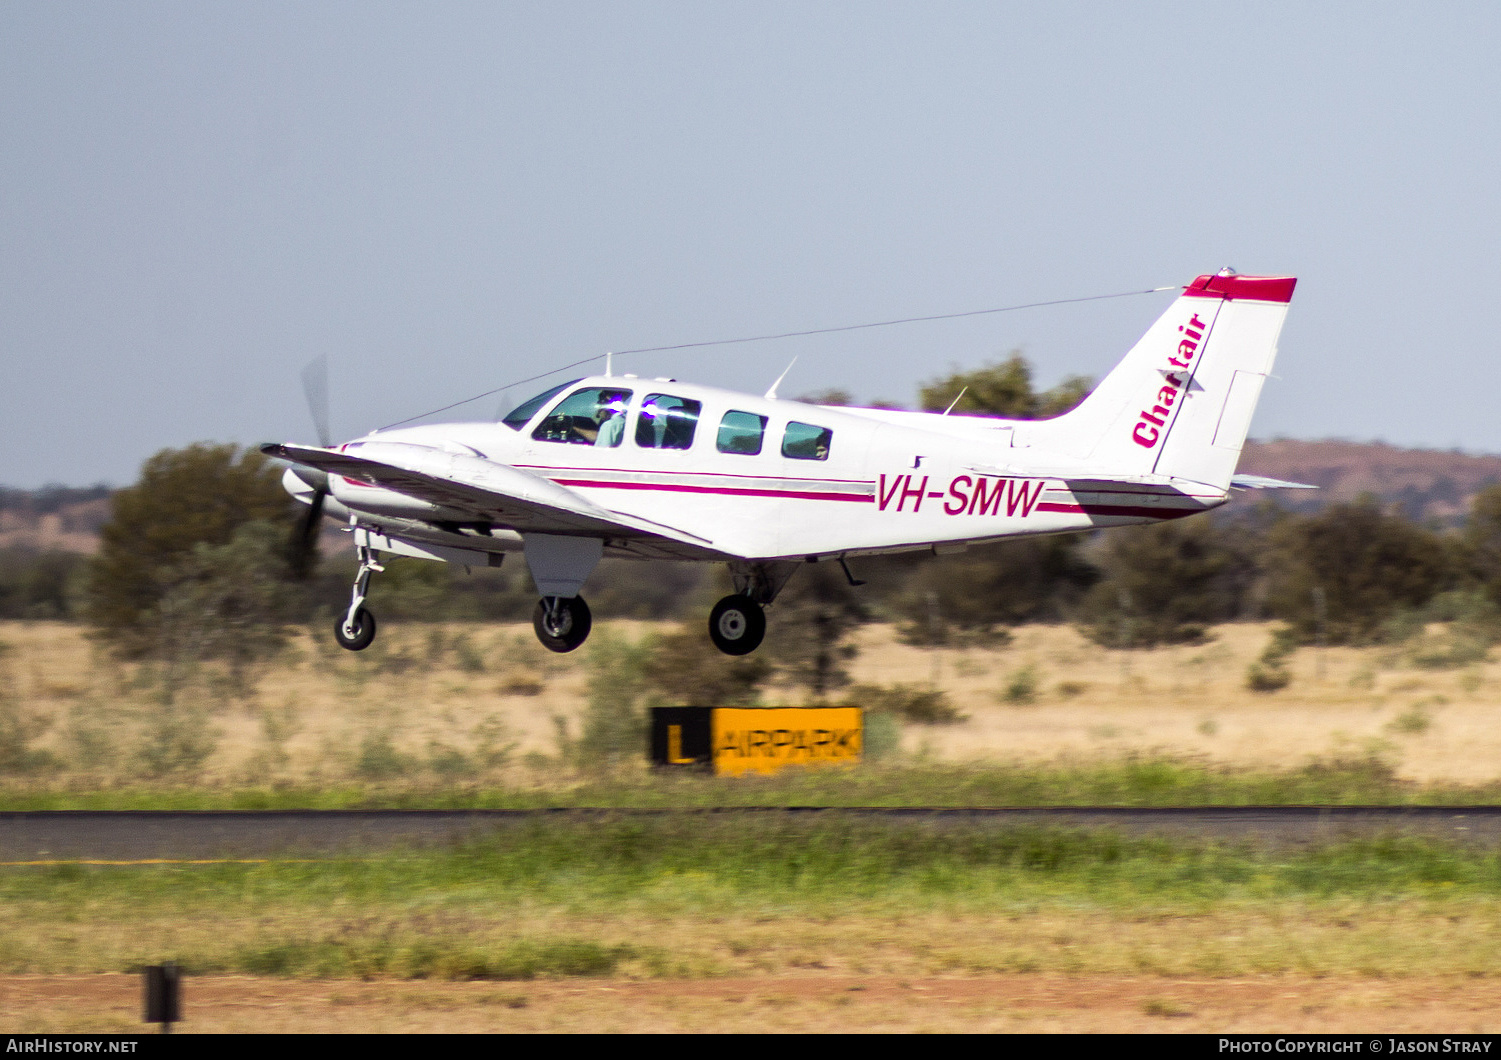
[{"left": 500, "top": 380, "right": 580, "bottom": 431}]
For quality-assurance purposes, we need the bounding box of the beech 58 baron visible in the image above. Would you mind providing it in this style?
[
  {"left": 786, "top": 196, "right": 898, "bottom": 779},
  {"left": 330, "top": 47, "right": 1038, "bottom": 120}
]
[{"left": 263, "top": 270, "right": 1304, "bottom": 656}]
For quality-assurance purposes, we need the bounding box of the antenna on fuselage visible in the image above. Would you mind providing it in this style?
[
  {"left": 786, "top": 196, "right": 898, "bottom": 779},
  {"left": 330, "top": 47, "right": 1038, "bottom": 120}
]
[
  {"left": 605, "top": 351, "right": 613, "bottom": 377},
  {"left": 764, "top": 357, "right": 798, "bottom": 400},
  {"left": 942, "top": 386, "right": 969, "bottom": 416}
]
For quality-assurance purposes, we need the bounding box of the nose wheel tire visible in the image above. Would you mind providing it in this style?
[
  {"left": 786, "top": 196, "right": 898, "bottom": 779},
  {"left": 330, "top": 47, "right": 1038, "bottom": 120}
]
[
  {"left": 335, "top": 607, "right": 377, "bottom": 651},
  {"left": 709, "top": 594, "right": 766, "bottom": 656},
  {"left": 533, "top": 596, "right": 592, "bottom": 653}
]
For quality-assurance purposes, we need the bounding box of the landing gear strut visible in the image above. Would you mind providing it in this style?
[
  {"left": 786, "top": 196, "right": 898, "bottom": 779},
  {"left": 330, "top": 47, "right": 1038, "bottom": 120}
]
[
  {"left": 533, "top": 595, "right": 592, "bottom": 653},
  {"left": 709, "top": 594, "right": 766, "bottom": 655},
  {"left": 335, "top": 547, "right": 382, "bottom": 651}
]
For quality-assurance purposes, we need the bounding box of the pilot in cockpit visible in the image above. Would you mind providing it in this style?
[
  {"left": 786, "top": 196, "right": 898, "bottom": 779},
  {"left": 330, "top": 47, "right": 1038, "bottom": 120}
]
[{"left": 591, "top": 390, "right": 630, "bottom": 447}]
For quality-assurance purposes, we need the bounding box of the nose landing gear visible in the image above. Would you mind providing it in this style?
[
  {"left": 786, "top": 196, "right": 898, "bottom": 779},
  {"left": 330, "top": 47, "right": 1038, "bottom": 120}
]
[
  {"left": 334, "top": 607, "right": 377, "bottom": 651},
  {"left": 335, "top": 547, "right": 383, "bottom": 651}
]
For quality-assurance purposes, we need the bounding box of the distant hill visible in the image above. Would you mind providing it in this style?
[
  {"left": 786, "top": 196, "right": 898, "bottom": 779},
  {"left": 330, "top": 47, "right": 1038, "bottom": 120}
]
[
  {"left": 0, "top": 487, "right": 112, "bottom": 553},
  {"left": 2, "top": 439, "right": 1499, "bottom": 554},
  {"left": 1237, "top": 440, "right": 1501, "bottom": 523}
]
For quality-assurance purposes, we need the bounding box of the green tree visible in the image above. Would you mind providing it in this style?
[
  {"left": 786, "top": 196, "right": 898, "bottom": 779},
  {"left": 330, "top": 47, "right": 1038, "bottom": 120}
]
[
  {"left": 641, "top": 622, "right": 769, "bottom": 705},
  {"left": 1264, "top": 499, "right": 1456, "bottom": 645},
  {"left": 1075, "top": 518, "right": 1258, "bottom": 648},
  {"left": 795, "top": 388, "right": 855, "bottom": 407},
  {"left": 0, "top": 549, "right": 88, "bottom": 619},
  {"left": 1462, "top": 484, "right": 1501, "bottom": 606},
  {"left": 151, "top": 521, "right": 299, "bottom": 690},
  {"left": 86, "top": 444, "right": 298, "bottom": 656},
  {"left": 897, "top": 536, "right": 1097, "bottom": 642},
  {"left": 919, "top": 352, "right": 1092, "bottom": 418},
  {"left": 573, "top": 633, "right": 653, "bottom": 768},
  {"left": 763, "top": 564, "right": 866, "bottom": 701}
]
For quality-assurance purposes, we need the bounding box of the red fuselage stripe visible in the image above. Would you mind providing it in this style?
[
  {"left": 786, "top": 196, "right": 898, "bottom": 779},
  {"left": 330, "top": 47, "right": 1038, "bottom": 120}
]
[
  {"left": 518, "top": 464, "right": 870, "bottom": 485},
  {"left": 550, "top": 478, "right": 873, "bottom": 503}
]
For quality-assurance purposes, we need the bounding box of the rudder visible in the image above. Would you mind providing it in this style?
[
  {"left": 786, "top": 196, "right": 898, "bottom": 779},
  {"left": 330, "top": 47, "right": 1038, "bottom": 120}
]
[{"left": 1026, "top": 271, "right": 1296, "bottom": 490}]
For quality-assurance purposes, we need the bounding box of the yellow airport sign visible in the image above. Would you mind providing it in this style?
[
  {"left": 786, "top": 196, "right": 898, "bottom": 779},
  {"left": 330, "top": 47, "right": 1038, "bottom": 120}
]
[{"left": 710, "top": 706, "right": 862, "bottom": 776}]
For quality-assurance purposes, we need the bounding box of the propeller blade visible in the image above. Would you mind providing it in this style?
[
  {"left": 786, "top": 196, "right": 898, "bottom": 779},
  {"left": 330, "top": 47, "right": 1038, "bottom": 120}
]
[
  {"left": 288, "top": 484, "right": 327, "bottom": 580},
  {"left": 301, "top": 356, "right": 332, "bottom": 448}
]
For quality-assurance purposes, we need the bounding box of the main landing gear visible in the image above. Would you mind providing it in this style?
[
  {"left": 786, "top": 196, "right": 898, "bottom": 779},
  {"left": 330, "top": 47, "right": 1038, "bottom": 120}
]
[
  {"left": 335, "top": 547, "right": 383, "bottom": 651},
  {"left": 705, "top": 560, "right": 798, "bottom": 657},
  {"left": 533, "top": 595, "right": 593, "bottom": 653},
  {"left": 708, "top": 594, "right": 765, "bottom": 655}
]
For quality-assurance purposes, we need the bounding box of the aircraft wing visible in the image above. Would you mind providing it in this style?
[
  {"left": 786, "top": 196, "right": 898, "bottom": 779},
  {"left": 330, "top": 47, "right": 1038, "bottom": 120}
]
[{"left": 261, "top": 442, "right": 728, "bottom": 558}]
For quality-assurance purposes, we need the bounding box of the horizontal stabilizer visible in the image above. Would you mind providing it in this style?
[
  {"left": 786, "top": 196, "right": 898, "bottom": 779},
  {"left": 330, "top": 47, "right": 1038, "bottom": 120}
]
[{"left": 1229, "top": 474, "right": 1318, "bottom": 490}]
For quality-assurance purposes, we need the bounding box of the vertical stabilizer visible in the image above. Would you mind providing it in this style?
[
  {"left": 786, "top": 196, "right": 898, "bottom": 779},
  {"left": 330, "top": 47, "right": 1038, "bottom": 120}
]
[{"left": 1026, "top": 272, "right": 1296, "bottom": 490}]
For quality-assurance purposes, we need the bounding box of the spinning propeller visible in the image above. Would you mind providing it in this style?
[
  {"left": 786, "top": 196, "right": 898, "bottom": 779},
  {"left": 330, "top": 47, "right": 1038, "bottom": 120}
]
[{"left": 287, "top": 356, "right": 333, "bottom": 580}]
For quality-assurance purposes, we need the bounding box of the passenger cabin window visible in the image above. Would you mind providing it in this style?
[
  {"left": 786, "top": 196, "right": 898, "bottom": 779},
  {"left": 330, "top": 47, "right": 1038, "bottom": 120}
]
[
  {"left": 502, "top": 379, "right": 578, "bottom": 431},
  {"left": 635, "top": 394, "right": 701, "bottom": 450},
  {"left": 717, "top": 410, "right": 767, "bottom": 455},
  {"left": 782, "top": 421, "right": 833, "bottom": 461},
  {"left": 531, "top": 387, "right": 633, "bottom": 446}
]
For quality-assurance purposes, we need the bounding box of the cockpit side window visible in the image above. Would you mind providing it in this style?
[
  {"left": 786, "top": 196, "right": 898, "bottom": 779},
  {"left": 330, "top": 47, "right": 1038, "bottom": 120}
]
[
  {"left": 635, "top": 394, "right": 702, "bottom": 450},
  {"left": 531, "top": 387, "right": 634, "bottom": 446},
  {"left": 502, "top": 380, "right": 579, "bottom": 431},
  {"left": 782, "top": 421, "right": 833, "bottom": 461},
  {"left": 716, "top": 411, "right": 767, "bottom": 455}
]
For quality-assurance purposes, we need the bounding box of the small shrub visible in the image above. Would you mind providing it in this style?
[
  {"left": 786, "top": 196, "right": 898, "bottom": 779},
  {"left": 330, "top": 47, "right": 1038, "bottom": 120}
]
[
  {"left": 574, "top": 634, "right": 651, "bottom": 768},
  {"left": 426, "top": 741, "right": 475, "bottom": 779},
  {"left": 1388, "top": 700, "right": 1442, "bottom": 735},
  {"left": 1405, "top": 632, "right": 1490, "bottom": 671},
  {"left": 135, "top": 692, "right": 217, "bottom": 779},
  {"left": 471, "top": 715, "right": 518, "bottom": 771},
  {"left": 355, "top": 731, "right": 413, "bottom": 780},
  {"left": 1247, "top": 628, "right": 1295, "bottom": 693},
  {"left": 1143, "top": 998, "right": 1194, "bottom": 1019},
  {"left": 897, "top": 621, "right": 1013, "bottom": 648},
  {"left": 861, "top": 710, "right": 903, "bottom": 759},
  {"left": 847, "top": 683, "right": 963, "bottom": 725},
  {"left": 1001, "top": 665, "right": 1038, "bottom": 705},
  {"left": 1246, "top": 660, "right": 1291, "bottom": 693},
  {"left": 1388, "top": 707, "right": 1431, "bottom": 735},
  {"left": 254, "top": 702, "right": 300, "bottom": 777},
  {"left": 497, "top": 669, "right": 544, "bottom": 696},
  {"left": 1055, "top": 680, "right": 1089, "bottom": 699},
  {"left": 0, "top": 700, "right": 61, "bottom": 775},
  {"left": 65, "top": 699, "right": 118, "bottom": 771},
  {"left": 372, "top": 646, "right": 417, "bottom": 675},
  {"left": 451, "top": 632, "right": 487, "bottom": 674}
]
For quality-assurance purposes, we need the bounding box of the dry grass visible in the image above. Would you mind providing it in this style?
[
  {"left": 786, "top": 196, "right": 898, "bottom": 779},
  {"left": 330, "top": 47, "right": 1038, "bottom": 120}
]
[
  {"left": 6, "top": 618, "right": 1501, "bottom": 788},
  {"left": 9, "top": 619, "right": 1501, "bottom": 1033},
  {"left": 7, "top": 971, "right": 1500, "bottom": 1033}
]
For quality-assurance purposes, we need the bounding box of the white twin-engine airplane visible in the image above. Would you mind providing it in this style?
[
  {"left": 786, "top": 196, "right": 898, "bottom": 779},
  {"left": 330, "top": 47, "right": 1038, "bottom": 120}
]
[{"left": 263, "top": 270, "right": 1304, "bottom": 656}]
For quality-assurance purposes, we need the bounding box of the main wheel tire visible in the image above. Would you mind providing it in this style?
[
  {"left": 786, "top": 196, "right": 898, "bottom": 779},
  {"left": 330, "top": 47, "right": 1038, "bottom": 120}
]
[
  {"left": 708, "top": 594, "right": 766, "bottom": 655},
  {"left": 334, "top": 607, "right": 377, "bottom": 651},
  {"left": 533, "top": 596, "right": 592, "bottom": 653}
]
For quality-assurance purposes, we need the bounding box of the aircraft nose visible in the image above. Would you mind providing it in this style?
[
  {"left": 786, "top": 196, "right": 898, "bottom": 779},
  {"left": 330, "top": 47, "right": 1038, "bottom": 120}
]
[{"left": 282, "top": 465, "right": 328, "bottom": 499}]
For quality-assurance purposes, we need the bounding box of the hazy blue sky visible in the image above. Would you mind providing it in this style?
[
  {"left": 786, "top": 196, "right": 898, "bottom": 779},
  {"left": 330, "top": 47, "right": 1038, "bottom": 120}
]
[{"left": 3, "top": 2, "right": 1498, "bottom": 487}]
